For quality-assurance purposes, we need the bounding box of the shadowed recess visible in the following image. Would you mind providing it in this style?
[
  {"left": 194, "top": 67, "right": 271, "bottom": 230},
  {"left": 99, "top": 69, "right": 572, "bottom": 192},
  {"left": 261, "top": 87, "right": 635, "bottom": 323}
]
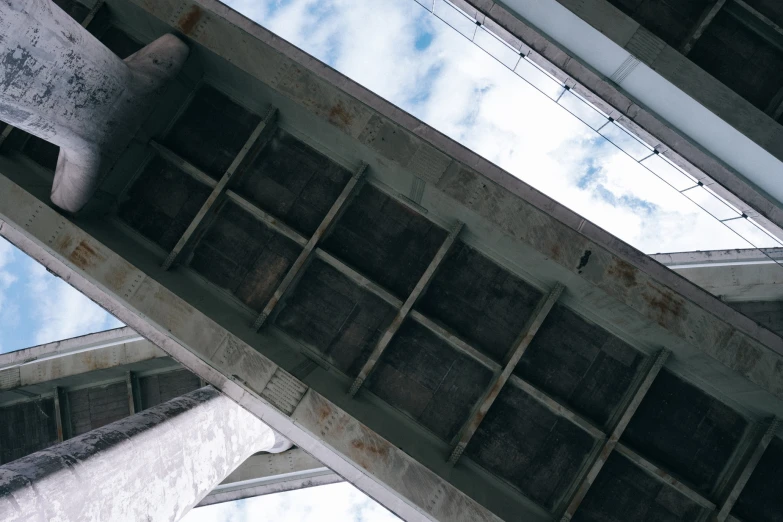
[
  {"left": 621, "top": 369, "right": 748, "bottom": 496},
  {"left": 515, "top": 303, "right": 645, "bottom": 428},
  {"left": 118, "top": 155, "right": 212, "bottom": 251},
  {"left": 275, "top": 259, "right": 397, "bottom": 377},
  {"left": 233, "top": 128, "right": 352, "bottom": 236},
  {"left": 0, "top": 400, "right": 58, "bottom": 464},
  {"left": 465, "top": 384, "right": 595, "bottom": 511},
  {"left": 732, "top": 436, "right": 783, "bottom": 522},
  {"left": 189, "top": 201, "right": 302, "bottom": 310},
  {"left": 164, "top": 85, "right": 261, "bottom": 179},
  {"left": 366, "top": 319, "right": 494, "bottom": 441},
  {"left": 416, "top": 242, "right": 543, "bottom": 362},
  {"left": 322, "top": 184, "right": 448, "bottom": 299},
  {"left": 572, "top": 452, "right": 705, "bottom": 522}
]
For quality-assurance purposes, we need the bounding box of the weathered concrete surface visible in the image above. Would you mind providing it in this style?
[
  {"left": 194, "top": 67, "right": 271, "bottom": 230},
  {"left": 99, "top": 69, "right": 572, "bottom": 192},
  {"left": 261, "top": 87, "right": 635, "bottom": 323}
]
[
  {"left": 0, "top": 0, "right": 188, "bottom": 212},
  {"left": 0, "top": 386, "right": 287, "bottom": 522}
]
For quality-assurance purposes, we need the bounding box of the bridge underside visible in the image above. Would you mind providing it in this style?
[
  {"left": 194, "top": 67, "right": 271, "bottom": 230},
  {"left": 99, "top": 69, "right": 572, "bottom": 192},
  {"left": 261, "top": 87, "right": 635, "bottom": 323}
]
[{"left": 1, "top": 0, "right": 783, "bottom": 521}]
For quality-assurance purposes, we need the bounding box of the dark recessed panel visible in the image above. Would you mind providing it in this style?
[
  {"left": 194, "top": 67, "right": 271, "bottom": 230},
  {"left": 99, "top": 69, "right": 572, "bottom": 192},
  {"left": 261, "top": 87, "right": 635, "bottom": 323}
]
[
  {"left": 689, "top": 9, "right": 783, "bottom": 109},
  {"left": 23, "top": 137, "right": 60, "bottom": 171},
  {"left": 466, "top": 385, "right": 595, "bottom": 510},
  {"left": 322, "top": 185, "right": 447, "bottom": 299},
  {"left": 605, "top": 0, "right": 712, "bottom": 48},
  {"left": 733, "top": 436, "right": 783, "bottom": 522},
  {"left": 742, "top": 0, "right": 783, "bottom": 29},
  {"left": 68, "top": 382, "right": 130, "bottom": 437},
  {"left": 573, "top": 452, "right": 705, "bottom": 522},
  {"left": 366, "top": 320, "right": 493, "bottom": 441},
  {"left": 119, "top": 156, "right": 212, "bottom": 251},
  {"left": 100, "top": 26, "right": 143, "bottom": 59},
  {"left": 275, "top": 259, "right": 397, "bottom": 377},
  {"left": 515, "top": 304, "right": 644, "bottom": 427},
  {"left": 0, "top": 399, "right": 58, "bottom": 464},
  {"left": 190, "top": 201, "right": 301, "bottom": 309},
  {"left": 164, "top": 86, "right": 261, "bottom": 179},
  {"left": 140, "top": 369, "right": 201, "bottom": 410},
  {"left": 416, "top": 242, "right": 543, "bottom": 362},
  {"left": 233, "top": 130, "right": 352, "bottom": 236},
  {"left": 53, "top": 0, "right": 90, "bottom": 23},
  {"left": 622, "top": 370, "right": 747, "bottom": 496}
]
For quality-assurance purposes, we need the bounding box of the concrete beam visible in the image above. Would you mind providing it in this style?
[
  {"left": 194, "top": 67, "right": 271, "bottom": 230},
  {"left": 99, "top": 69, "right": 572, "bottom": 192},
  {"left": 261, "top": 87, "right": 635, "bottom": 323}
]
[
  {"left": 123, "top": 0, "right": 783, "bottom": 408},
  {"left": 461, "top": 0, "right": 783, "bottom": 241},
  {"left": 449, "top": 283, "right": 565, "bottom": 464},
  {"left": 0, "top": 174, "right": 503, "bottom": 522},
  {"left": 161, "top": 107, "right": 278, "bottom": 270},
  {"left": 349, "top": 222, "right": 464, "bottom": 396},
  {"left": 0, "top": 386, "right": 285, "bottom": 521},
  {"left": 53, "top": 387, "right": 66, "bottom": 442},
  {"left": 253, "top": 162, "right": 367, "bottom": 330},
  {"left": 711, "top": 418, "right": 780, "bottom": 521},
  {"left": 615, "top": 442, "right": 717, "bottom": 511},
  {"left": 558, "top": 349, "right": 670, "bottom": 521},
  {"left": 198, "top": 448, "right": 341, "bottom": 507},
  {"left": 680, "top": 0, "right": 726, "bottom": 55},
  {"left": 725, "top": 0, "right": 783, "bottom": 53},
  {"left": 0, "top": 333, "right": 166, "bottom": 399}
]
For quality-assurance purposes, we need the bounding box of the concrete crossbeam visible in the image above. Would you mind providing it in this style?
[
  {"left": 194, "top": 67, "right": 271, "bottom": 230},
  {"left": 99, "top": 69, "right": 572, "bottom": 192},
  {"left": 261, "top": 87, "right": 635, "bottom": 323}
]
[
  {"left": 558, "top": 349, "right": 670, "bottom": 521},
  {"left": 711, "top": 418, "right": 780, "bottom": 521},
  {"left": 449, "top": 283, "right": 565, "bottom": 464},
  {"left": 253, "top": 162, "right": 367, "bottom": 330},
  {"left": 680, "top": 0, "right": 727, "bottom": 55},
  {"left": 349, "top": 221, "right": 464, "bottom": 396},
  {"left": 0, "top": 386, "right": 286, "bottom": 522},
  {"left": 161, "top": 107, "right": 278, "bottom": 270},
  {"left": 0, "top": 174, "right": 502, "bottom": 522}
]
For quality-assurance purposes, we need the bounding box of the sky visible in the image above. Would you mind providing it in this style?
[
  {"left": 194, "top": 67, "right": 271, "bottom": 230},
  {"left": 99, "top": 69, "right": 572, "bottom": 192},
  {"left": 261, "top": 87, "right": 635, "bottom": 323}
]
[{"left": 1, "top": 0, "right": 783, "bottom": 519}]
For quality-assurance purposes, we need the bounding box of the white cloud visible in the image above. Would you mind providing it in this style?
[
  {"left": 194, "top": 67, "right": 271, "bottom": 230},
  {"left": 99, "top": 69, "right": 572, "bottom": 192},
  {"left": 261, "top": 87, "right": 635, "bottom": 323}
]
[
  {"left": 222, "top": 0, "right": 770, "bottom": 255},
  {"left": 25, "top": 255, "right": 122, "bottom": 345},
  {"left": 0, "top": 237, "right": 17, "bottom": 352},
  {"left": 181, "top": 482, "right": 399, "bottom": 522}
]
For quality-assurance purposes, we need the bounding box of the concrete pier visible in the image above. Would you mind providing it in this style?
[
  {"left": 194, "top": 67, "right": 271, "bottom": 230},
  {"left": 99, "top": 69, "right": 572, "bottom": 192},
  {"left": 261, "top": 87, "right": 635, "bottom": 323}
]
[
  {"left": 0, "top": 0, "right": 188, "bottom": 212},
  {"left": 0, "top": 386, "right": 290, "bottom": 522}
]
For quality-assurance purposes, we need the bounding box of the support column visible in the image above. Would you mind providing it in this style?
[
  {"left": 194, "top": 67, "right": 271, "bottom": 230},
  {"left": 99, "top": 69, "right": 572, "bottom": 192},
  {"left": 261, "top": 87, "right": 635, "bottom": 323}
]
[
  {"left": 0, "top": 1, "right": 188, "bottom": 212},
  {"left": 0, "top": 386, "right": 290, "bottom": 522}
]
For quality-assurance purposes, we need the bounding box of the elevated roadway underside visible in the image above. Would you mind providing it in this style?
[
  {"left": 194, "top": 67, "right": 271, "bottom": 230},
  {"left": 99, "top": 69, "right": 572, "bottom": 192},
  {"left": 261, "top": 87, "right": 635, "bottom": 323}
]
[{"left": 1, "top": 1, "right": 783, "bottom": 521}]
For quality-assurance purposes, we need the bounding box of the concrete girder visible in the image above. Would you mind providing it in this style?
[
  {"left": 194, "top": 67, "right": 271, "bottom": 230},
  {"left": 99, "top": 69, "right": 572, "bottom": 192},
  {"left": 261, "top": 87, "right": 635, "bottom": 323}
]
[
  {"left": 349, "top": 221, "right": 464, "bottom": 396},
  {"left": 460, "top": 0, "right": 783, "bottom": 241},
  {"left": 0, "top": 175, "right": 504, "bottom": 522},
  {"left": 253, "top": 162, "right": 367, "bottom": 330},
  {"left": 117, "top": 0, "right": 783, "bottom": 403},
  {"left": 449, "top": 283, "right": 565, "bottom": 464},
  {"left": 0, "top": 386, "right": 286, "bottom": 522},
  {"left": 161, "top": 106, "right": 279, "bottom": 271},
  {"left": 0, "top": 0, "right": 189, "bottom": 212}
]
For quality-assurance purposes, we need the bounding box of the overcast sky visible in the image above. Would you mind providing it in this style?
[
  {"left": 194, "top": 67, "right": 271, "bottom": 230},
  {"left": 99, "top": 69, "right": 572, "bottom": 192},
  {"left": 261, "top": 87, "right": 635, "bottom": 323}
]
[{"left": 0, "top": 0, "right": 781, "bottom": 519}]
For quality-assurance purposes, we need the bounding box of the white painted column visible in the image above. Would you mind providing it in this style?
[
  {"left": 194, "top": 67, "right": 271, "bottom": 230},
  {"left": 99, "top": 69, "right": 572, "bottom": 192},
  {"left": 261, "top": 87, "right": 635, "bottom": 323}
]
[
  {"left": 0, "top": 0, "right": 189, "bottom": 212},
  {"left": 0, "top": 386, "right": 292, "bottom": 521}
]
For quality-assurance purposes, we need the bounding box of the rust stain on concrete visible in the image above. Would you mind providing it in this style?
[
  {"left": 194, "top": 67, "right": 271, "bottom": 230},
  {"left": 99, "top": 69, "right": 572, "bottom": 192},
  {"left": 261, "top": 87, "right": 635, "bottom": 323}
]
[
  {"left": 642, "top": 283, "right": 685, "bottom": 328},
  {"left": 328, "top": 103, "right": 353, "bottom": 130},
  {"left": 178, "top": 5, "right": 202, "bottom": 35},
  {"left": 69, "top": 240, "right": 106, "bottom": 270},
  {"left": 607, "top": 258, "right": 638, "bottom": 288}
]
